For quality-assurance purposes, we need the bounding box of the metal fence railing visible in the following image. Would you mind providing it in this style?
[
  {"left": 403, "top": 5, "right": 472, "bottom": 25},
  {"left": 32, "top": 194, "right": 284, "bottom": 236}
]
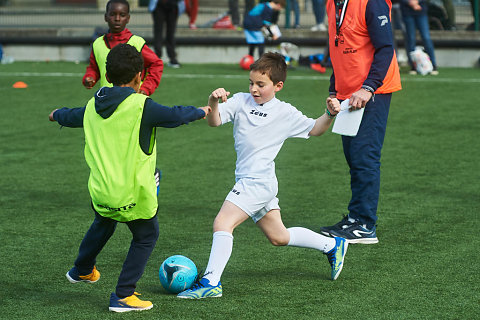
[{"left": 0, "top": 0, "right": 477, "bottom": 30}]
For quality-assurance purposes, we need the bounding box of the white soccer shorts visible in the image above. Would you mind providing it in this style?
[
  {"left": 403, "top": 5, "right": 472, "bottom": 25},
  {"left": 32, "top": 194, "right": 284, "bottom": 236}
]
[{"left": 225, "top": 177, "right": 280, "bottom": 223}]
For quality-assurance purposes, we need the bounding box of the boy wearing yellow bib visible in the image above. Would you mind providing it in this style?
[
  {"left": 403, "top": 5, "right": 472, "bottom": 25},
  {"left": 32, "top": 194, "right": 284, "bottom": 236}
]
[
  {"left": 49, "top": 44, "right": 210, "bottom": 312},
  {"left": 83, "top": 0, "right": 163, "bottom": 96}
]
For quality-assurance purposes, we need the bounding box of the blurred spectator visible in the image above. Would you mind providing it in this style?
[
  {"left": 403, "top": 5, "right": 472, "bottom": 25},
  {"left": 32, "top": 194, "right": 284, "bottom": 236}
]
[
  {"left": 261, "top": 0, "right": 280, "bottom": 24},
  {"left": 310, "top": 0, "right": 327, "bottom": 31},
  {"left": 243, "top": 0, "right": 285, "bottom": 59},
  {"left": 149, "top": 0, "right": 181, "bottom": 68},
  {"left": 467, "top": 0, "right": 479, "bottom": 30},
  {"left": 391, "top": 0, "right": 408, "bottom": 64},
  {"left": 441, "top": 0, "right": 456, "bottom": 30},
  {"left": 400, "top": 0, "right": 438, "bottom": 74},
  {"left": 286, "top": 0, "right": 300, "bottom": 28},
  {"left": 185, "top": 0, "right": 199, "bottom": 29},
  {"left": 229, "top": 0, "right": 255, "bottom": 28},
  {"left": 427, "top": 0, "right": 452, "bottom": 30},
  {"left": 229, "top": 0, "right": 240, "bottom": 27}
]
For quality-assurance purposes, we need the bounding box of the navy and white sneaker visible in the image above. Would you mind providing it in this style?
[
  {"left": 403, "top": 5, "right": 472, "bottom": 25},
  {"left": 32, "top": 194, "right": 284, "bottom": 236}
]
[
  {"left": 320, "top": 215, "right": 352, "bottom": 237},
  {"left": 323, "top": 219, "right": 378, "bottom": 244}
]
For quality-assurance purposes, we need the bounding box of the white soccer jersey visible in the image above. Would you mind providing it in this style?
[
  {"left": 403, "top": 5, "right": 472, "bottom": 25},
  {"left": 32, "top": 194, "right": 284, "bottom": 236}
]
[{"left": 219, "top": 92, "right": 316, "bottom": 179}]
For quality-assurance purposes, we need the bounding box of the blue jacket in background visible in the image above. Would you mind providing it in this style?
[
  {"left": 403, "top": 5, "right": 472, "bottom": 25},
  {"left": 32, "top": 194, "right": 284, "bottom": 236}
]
[{"left": 243, "top": 3, "right": 275, "bottom": 31}]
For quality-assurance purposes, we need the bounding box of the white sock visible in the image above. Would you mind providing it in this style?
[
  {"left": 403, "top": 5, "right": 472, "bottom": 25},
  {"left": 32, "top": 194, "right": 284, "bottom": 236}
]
[
  {"left": 287, "top": 227, "right": 335, "bottom": 253},
  {"left": 202, "top": 231, "right": 233, "bottom": 286}
]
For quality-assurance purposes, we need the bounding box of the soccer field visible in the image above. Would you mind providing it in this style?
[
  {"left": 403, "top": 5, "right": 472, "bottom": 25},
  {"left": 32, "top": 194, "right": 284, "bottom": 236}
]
[{"left": 0, "top": 62, "right": 479, "bottom": 319}]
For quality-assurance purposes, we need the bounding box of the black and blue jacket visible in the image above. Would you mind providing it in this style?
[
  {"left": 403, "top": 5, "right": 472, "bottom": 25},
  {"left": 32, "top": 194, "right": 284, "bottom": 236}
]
[{"left": 243, "top": 2, "right": 276, "bottom": 31}]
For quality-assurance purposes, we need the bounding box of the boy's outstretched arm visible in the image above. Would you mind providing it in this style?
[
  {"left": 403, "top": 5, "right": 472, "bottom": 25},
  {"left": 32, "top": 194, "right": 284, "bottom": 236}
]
[
  {"left": 48, "top": 107, "right": 86, "bottom": 127},
  {"left": 199, "top": 106, "right": 212, "bottom": 118},
  {"left": 309, "top": 97, "right": 341, "bottom": 136},
  {"left": 48, "top": 109, "right": 58, "bottom": 122},
  {"left": 142, "top": 100, "right": 210, "bottom": 128},
  {"left": 207, "top": 88, "right": 230, "bottom": 127}
]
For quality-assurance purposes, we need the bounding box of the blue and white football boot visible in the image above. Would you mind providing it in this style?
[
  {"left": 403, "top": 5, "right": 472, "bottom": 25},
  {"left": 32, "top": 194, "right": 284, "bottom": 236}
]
[
  {"left": 177, "top": 278, "right": 222, "bottom": 299},
  {"left": 325, "top": 237, "right": 348, "bottom": 280}
]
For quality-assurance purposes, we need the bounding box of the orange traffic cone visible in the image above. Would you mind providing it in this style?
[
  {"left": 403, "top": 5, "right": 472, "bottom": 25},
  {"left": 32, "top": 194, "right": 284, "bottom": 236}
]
[{"left": 13, "top": 81, "right": 28, "bottom": 88}]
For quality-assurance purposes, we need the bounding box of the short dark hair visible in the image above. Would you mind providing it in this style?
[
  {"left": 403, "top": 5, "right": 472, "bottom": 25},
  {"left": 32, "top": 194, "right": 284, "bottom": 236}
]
[
  {"left": 250, "top": 52, "right": 287, "bottom": 84},
  {"left": 106, "top": 0, "right": 130, "bottom": 13},
  {"left": 273, "top": 0, "right": 286, "bottom": 8},
  {"left": 106, "top": 44, "right": 143, "bottom": 86}
]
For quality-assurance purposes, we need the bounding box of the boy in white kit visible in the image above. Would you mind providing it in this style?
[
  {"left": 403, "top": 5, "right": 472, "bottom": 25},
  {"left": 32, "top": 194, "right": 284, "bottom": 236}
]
[{"left": 178, "top": 52, "right": 346, "bottom": 299}]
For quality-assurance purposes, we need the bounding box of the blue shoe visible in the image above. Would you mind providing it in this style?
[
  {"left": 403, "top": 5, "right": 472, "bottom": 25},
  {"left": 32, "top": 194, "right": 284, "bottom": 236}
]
[
  {"left": 325, "top": 237, "right": 348, "bottom": 280},
  {"left": 177, "top": 278, "right": 222, "bottom": 299},
  {"left": 331, "top": 221, "right": 378, "bottom": 244},
  {"left": 109, "top": 292, "right": 153, "bottom": 312}
]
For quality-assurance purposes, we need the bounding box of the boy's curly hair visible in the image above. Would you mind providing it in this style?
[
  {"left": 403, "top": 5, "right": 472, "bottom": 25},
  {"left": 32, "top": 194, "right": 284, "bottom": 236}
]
[
  {"left": 106, "top": 44, "right": 143, "bottom": 86},
  {"left": 250, "top": 52, "right": 287, "bottom": 84},
  {"left": 106, "top": 0, "right": 130, "bottom": 13}
]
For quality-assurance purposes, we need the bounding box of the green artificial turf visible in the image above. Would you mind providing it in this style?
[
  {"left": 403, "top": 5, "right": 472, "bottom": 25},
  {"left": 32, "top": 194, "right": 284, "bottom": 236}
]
[{"left": 0, "top": 62, "right": 478, "bottom": 319}]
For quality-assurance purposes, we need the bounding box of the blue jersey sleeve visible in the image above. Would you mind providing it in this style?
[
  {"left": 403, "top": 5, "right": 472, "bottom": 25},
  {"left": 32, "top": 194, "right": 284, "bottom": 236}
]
[
  {"left": 141, "top": 98, "right": 205, "bottom": 128},
  {"left": 364, "top": 0, "right": 395, "bottom": 91},
  {"left": 53, "top": 106, "right": 86, "bottom": 128},
  {"left": 137, "top": 98, "right": 206, "bottom": 154}
]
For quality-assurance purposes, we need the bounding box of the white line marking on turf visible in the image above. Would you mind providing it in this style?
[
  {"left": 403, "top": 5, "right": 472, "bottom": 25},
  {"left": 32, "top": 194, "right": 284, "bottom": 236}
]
[
  {"left": 0, "top": 72, "right": 84, "bottom": 77},
  {"left": 0, "top": 72, "right": 479, "bottom": 83}
]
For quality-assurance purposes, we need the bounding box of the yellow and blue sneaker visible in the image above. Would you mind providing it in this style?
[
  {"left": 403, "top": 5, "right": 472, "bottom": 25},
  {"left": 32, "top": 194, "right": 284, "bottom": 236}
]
[
  {"left": 177, "top": 278, "right": 222, "bottom": 299},
  {"left": 325, "top": 237, "right": 348, "bottom": 280},
  {"left": 109, "top": 292, "right": 153, "bottom": 312},
  {"left": 66, "top": 266, "right": 100, "bottom": 283}
]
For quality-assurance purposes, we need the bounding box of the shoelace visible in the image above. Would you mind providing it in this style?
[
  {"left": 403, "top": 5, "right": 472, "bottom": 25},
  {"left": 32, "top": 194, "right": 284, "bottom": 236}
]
[
  {"left": 326, "top": 250, "right": 336, "bottom": 265},
  {"left": 334, "top": 215, "right": 351, "bottom": 227},
  {"left": 189, "top": 270, "right": 211, "bottom": 290},
  {"left": 190, "top": 281, "right": 206, "bottom": 290}
]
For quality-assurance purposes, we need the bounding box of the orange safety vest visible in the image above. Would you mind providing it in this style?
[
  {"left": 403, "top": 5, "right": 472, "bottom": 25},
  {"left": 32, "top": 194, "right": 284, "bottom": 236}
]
[{"left": 327, "top": 0, "right": 401, "bottom": 99}]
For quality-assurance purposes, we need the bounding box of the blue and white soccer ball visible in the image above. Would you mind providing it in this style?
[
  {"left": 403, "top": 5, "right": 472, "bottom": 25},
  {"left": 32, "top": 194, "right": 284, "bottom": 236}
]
[{"left": 159, "top": 255, "right": 198, "bottom": 294}]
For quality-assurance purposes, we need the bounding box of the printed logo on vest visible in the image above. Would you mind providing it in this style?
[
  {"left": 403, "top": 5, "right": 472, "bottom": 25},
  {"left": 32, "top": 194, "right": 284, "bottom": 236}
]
[
  {"left": 343, "top": 47, "right": 357, "bottom": 54},
  {"left": 97, "top": 203, "right": 137, "bottom": 212}
]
